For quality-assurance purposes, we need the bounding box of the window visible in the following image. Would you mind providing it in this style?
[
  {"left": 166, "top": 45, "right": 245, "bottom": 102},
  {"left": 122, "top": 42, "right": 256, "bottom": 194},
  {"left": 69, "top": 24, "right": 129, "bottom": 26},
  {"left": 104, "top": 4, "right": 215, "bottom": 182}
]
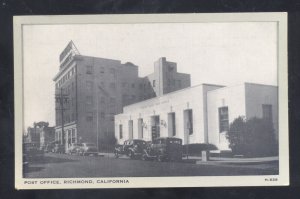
[
  {"left": 186, "top": 110, "right": 193, "bottom": 135},
  {"left": 138, "top": 118, "right": 143, "bottom": 139},
  {"left": 168, "top": 112, "right": 176, "bottom": 136},
  {"left": 262, "top": 104, "right": 272, "bottom": 121},
  {"left": 218, "top": 107, "right": 229, "bottom": 132},
  {"left": 86, "top": 81, "right": 93, "bottom": 91},
  {"left": 86, "top": 65, "right": 93, "bottom": 74},
  {"left": 131, "top": 83, "right": 135, "bottom": 88},
  {"left": 119, "top": 125, "right": 123, "bottom": 139},
  {"left": 153, "top": 80, "right": 156, "bottom": 87},
  {"left": 71, "top": 82, "right": 74, "bottom": 91},
  {"left": 139, "top": 84, "right": 143, "bottom": 89},
  {"left": 86, "top": 112, "right": 93, "bottom": 122},
  {"left": 86, "top": 96, "right": 93, "bottom": 105},
  {"left": 122, "top": 82, "right": 127, "bottom": 88}
]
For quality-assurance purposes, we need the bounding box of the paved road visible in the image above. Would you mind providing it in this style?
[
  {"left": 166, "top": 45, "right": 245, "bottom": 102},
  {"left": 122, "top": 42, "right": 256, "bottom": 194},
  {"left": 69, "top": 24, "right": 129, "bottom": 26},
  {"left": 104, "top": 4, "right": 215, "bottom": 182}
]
[{"left": 24, "top": 153, "right": 279, "bottom": 178}]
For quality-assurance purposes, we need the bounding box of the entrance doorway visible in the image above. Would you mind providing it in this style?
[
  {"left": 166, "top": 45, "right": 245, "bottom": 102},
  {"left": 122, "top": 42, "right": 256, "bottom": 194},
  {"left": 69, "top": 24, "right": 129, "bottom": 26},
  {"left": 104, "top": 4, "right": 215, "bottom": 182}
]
[
  {"left": 128, "top": 120, "right": 133, "bottom": 139},
  {"left": 151, "top": 115, "right": 160, "bottom": 140}
]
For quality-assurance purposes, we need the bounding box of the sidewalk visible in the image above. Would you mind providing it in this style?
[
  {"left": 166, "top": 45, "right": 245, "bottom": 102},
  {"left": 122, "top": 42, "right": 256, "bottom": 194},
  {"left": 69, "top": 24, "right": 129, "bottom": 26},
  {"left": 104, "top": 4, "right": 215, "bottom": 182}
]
[
  {"left": 190, "top": 156, "right": 279, "bottom": 165},
  {"left": 98, "top": 152, "right": 278, "bottom": 165}
]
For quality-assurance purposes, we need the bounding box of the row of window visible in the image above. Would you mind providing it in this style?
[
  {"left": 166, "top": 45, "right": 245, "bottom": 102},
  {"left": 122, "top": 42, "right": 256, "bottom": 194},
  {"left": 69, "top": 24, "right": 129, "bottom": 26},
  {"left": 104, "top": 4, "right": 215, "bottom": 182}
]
[
  {"left": 85, "top": 96, "right": 116, "bottom": 105},
  {"left": 86, "top": 112, "right": 115, "bottom": 122},
  {"left": 56, "top": 67, "right": 76, "bottom": 88},
  {"left": 118, "top": 104, "right": 273, "bottom": 140},
  {"left": 118, "top": 110, "right": 193, "bottom": 139},
  {"left": 86, "top": 65, "right": 116, "bottom": 75},
  {"left": 167, "top": 79, "right": 182, "bottom": 88},
  {"left": 56, "top": 112, "right": 75, "bottom": 125}
]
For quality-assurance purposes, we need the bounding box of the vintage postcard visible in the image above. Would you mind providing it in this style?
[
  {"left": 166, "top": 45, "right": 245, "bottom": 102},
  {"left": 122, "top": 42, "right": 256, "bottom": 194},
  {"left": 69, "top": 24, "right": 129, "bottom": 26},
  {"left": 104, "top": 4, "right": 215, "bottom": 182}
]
[{"left": 14, "top": 13, "right": 289, "bottom": 189}]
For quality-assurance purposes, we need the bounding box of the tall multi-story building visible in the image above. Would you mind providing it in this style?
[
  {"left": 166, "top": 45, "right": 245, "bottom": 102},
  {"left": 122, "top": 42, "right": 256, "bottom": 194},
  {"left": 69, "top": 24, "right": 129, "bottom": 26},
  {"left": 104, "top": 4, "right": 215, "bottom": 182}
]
[{"left": 53, "top": 41, "right": 190, "bottom": 151}]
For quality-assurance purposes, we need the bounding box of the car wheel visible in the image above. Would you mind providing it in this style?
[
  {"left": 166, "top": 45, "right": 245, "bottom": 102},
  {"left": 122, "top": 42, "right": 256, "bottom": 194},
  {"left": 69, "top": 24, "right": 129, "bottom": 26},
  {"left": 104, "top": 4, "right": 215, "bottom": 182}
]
[
  {"left": 157, "top": 155, "right": 164, "bottom": 162},
  {"left": 141, "top": 154, "right": 148, "bottom": 161},
  {"left": 129, "top": 151, "right": 135, "bottom": 159},
  {"left": 114, "top": 151, "right": 119, "bottom": 158}
]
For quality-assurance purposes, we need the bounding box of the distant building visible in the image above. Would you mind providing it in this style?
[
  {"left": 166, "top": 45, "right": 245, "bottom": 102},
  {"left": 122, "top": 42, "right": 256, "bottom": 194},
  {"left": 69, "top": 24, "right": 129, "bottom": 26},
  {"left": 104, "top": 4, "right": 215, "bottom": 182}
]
[
  {"left": 24, "top": 121, "right": 55, "bottom": 149},
  {"left": 53, "top": 41, "right": 190, "bottom": 151},
  {"left": 115, "top": 83, "right": 278, "bottom": 151},
  {"left": 25, "top": 127, "right": 41, "bottom": 144},
  {"left": 39, "top": 126, "right": 55, "bottom": 149}
]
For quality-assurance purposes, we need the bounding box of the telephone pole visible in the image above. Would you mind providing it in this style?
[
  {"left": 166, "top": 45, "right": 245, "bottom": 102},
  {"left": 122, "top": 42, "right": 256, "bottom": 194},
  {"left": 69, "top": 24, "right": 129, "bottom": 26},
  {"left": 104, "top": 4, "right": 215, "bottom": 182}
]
[{"left": 55, "top": 88, "right": 69, "bottom": 152}]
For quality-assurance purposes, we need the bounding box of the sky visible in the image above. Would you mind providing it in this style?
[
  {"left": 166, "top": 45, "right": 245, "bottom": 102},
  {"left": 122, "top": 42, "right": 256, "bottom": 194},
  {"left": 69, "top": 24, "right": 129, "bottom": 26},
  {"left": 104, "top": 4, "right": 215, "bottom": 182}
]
[{"left": 23, "top": 22, "right": 278, "bottom": 129}]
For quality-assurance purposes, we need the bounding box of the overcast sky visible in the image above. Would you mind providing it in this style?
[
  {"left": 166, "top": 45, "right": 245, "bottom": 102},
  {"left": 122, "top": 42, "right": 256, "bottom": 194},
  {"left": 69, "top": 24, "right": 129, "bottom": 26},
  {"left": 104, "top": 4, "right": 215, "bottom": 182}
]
[{"left": 23, "top": 22, "right": 277, "bottom": 129}]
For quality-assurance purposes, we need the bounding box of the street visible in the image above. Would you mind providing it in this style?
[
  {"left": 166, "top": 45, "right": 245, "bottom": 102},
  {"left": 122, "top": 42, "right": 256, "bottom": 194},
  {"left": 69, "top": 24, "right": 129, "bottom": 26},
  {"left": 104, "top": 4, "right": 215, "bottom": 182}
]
[{"left": 24, "top": 153, "right": 279, "bottom": 178}]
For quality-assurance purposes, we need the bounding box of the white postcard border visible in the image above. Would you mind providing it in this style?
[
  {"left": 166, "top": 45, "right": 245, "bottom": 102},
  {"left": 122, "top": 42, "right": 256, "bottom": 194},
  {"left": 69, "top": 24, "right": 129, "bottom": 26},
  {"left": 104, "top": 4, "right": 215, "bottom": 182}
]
[{"left": 14, "top": 13, "right": 289, "bottom": 189}]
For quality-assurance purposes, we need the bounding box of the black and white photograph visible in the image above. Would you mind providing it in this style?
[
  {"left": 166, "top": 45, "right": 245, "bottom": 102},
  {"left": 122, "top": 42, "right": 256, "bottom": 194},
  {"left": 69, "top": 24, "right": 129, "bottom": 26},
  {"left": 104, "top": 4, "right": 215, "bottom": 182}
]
[{"left": 14, "top": 13, "right": 289, "bottom": 189}]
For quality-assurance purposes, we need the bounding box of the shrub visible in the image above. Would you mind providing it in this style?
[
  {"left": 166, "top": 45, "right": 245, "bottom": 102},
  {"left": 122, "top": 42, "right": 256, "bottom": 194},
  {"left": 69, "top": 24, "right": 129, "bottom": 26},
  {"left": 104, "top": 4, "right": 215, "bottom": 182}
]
[{"left": 227, "top": 116, "right": 278, "bottom": 157}]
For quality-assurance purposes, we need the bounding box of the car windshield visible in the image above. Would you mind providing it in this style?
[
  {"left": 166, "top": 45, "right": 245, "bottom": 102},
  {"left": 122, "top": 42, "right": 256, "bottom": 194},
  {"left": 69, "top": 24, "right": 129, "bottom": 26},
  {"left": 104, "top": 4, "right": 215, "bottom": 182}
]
[
  {"left": 168, "top": 139, "right": 182, "bottom": 144},
  {"left": 85, "top": 143, "right": 95, "bottom": 147},
  {"left": 134, "top": 140, "right": 146, "bottom": 145}
]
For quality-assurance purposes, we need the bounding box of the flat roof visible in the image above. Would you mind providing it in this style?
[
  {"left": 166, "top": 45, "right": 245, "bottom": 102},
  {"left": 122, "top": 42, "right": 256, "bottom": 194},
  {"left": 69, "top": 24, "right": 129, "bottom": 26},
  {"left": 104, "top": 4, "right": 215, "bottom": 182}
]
[{"left": 122, "top": 83, "right": 225, "bottom": 110}]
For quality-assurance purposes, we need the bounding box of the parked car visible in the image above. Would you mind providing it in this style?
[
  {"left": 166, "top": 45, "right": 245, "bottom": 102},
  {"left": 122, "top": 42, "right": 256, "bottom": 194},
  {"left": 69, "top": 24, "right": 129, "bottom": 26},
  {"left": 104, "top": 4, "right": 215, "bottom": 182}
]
[
  {"left": 141, "top": 137, "right": 183, "bottom": 162},
  {"left": 53, "top": 144, "right": 65, "bottom": 154},
  {"left": 23, "top": 153, "right": 29, "bottom": 171},
  {"left": 23, "top": 142, "right": 44, "bottom": 162},
  {"left": 77, "top": 143, "right": 98, "bottom": 156},
  {"left": 114, "top": 139, "right": 147, "bottom": 159},
  {"left": 44, "top": 143, "right": 56, "bottom": 153},
  {"left": 67, "top": 143, "right": 82, "bottom": 155}
]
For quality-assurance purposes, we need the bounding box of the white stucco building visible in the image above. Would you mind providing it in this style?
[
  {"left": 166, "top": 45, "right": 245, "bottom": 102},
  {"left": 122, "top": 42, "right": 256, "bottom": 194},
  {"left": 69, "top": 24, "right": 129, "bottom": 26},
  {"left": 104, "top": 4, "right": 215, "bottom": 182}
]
[{"left": 115, "top": 82, "right": 278, "bottom": 151}]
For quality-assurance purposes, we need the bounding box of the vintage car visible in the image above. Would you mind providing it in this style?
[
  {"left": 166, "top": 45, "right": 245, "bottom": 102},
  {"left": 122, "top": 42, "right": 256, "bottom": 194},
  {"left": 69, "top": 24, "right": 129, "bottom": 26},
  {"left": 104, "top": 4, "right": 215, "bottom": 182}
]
[
  {"left": 23, "top": 142, "right": 44, "bottom": 161},
  {"left": 77, "top": 143, "right": 98, "bottom": 156},
  {"left": 67, "top": 143, "right": 82, "bottom": 155},
  {"left": 114, "top": 139, "right": 147, "bottom": 159},
  {"left": 23, "top": 153, "right": 29, "bottom": 170},
  {"left": 53, "top": 144, "right": 65, "bottom": 154},
  {"left": 43, "top": 142, "right": 56, "bottom": 153},
  {"left": 141, "top": 137, "right": 183, "bottom": 162}
]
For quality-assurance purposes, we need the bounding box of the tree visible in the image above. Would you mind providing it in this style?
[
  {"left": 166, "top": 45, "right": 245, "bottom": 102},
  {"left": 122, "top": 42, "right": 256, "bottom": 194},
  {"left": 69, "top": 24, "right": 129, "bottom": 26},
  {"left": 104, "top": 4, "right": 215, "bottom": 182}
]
[{"left": 226, "top": 116, "right": 278, "bottom": 157}]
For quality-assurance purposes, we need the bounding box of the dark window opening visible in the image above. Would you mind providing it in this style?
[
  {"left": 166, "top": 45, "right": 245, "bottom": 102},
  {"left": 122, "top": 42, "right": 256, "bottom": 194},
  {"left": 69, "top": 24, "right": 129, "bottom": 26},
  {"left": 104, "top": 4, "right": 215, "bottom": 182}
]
[
  {"left": 219, "top": 106, "right": 229, "bottom": 132},
  {"left": 262, "top": 104, "right": 273, "bottom": 121},
  {"left": 119, "top": 125, "right": 123, "bottom": 139}
]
